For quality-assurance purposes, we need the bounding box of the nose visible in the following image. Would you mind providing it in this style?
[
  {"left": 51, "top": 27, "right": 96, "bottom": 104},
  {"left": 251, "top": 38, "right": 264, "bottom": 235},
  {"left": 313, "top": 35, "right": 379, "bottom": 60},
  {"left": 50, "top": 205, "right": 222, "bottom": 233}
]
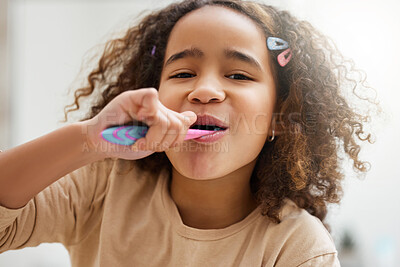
[{"left": 188, "top": 76, "right": 226, "bottom": 104}]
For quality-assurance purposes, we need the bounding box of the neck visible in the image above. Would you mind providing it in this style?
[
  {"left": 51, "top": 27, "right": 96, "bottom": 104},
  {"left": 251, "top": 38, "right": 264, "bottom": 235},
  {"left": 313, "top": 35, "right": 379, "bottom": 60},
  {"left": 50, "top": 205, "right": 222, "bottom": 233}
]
[{"left": 169, "top": 161, "right": 259, "bottom": 229}]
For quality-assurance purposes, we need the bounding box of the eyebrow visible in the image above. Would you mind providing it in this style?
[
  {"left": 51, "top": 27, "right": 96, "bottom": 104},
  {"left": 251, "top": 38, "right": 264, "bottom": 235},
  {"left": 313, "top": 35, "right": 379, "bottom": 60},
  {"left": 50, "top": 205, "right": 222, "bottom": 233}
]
[{"left": 164, "top": 47, "right": 262, "bottom": 71}]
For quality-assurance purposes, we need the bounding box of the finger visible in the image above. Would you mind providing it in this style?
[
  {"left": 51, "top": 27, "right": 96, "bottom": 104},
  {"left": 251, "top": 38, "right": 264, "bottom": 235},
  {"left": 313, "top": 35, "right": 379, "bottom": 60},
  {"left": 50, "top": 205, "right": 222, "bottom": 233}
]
[
  {"left": 157, "top": 109, "right": 197, "bottom": 150},
  {"left": 120, "top": 146, "right": 155, "bottom": 159},
  {"left": 140, "top": 110, "right": 169, "bottom": 151},
  {"left": 158, "top": 115, "right": 183, "bottom": 151},
  {"left": 180, "top": 110, "right": 197, "bottom": 128},
  {"left": 170, "top": 111, "right": 197, "bottom": 147},
  {"left": 131, "top": 137, "right": 148, "bottom": 151},
  {"left": 131, "top": 107, "right": 175, "bottom": 152},
  {"left": 134, "top": 90, "right": 160, "bottom": 123},
  {"left": 120, "top": 88, "right": 159, "bottom": 124}
]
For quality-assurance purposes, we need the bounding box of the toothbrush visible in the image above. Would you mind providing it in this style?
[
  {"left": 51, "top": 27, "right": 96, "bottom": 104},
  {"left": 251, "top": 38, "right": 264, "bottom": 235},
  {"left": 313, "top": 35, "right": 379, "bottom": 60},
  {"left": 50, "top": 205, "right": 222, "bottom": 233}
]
[{"left": 101, "top": 125, "right": 215, "bottom": 146}]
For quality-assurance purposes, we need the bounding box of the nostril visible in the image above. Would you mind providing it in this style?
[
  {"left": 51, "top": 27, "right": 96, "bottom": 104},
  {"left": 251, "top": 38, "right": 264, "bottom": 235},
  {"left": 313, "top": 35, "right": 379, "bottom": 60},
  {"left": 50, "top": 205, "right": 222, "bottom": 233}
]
[
  {"left": 189, "top": 96, "right": 222, "bottom": 104},
  {"left": 190, "top": 98, "right": 201, "bottom": 103}
]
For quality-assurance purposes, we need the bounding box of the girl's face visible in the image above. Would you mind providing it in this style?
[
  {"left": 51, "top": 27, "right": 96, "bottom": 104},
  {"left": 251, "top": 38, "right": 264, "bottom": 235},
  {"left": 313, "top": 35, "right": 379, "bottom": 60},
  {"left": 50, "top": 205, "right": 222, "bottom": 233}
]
[{"left": 158, "top": 5, "right": 276, "bottom": 180}]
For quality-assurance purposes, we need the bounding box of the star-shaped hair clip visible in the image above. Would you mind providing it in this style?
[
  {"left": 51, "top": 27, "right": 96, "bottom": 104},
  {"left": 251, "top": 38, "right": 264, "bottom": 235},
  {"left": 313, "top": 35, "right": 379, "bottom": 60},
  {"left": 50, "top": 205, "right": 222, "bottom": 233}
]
[{"left": 267, "top": 37, "right": 292, "bottom": 67}]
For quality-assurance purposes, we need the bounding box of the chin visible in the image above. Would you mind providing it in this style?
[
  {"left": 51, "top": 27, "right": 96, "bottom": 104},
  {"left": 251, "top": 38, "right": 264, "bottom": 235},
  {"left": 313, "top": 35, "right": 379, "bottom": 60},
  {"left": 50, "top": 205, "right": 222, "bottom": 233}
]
[{"left": 166, "top": 150, "right": 230, "bottom": 180}]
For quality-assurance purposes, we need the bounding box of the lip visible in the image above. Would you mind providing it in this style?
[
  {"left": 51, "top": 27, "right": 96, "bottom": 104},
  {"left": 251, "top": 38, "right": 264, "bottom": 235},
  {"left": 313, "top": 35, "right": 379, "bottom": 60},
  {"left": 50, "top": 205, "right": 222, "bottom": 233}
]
[
  {"left": 192, "top": 128, "right": 229, "bottom": 144},
  {"left": 190, "top": 113, "right": 229, "bottom": 129}
]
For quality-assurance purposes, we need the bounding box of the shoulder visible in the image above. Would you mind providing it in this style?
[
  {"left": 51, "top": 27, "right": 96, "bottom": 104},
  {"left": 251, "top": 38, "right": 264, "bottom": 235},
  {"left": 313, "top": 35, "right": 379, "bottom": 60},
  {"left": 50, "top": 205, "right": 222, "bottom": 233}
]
[
  {"left": 263, "top": 198, "right": 339, "bottom": 266},
  {"left": 278, "top": 198, "right": 332, "bottom": 237}
]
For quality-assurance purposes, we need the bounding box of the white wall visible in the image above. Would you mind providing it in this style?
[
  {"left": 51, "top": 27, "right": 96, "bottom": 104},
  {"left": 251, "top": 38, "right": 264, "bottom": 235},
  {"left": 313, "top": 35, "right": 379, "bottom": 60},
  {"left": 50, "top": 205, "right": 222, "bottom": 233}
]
[
  {"left": 0, "top": 0, "right": 9, "bottom": 150},
  {"left": 281, "top": 1, "right": 400, "bottom": 266},
  {"left": 1, "top": 0, "right": 399, "bottom": 266},
  {"left": 1, "top": 1, "right": 172, "bottom": 266}
]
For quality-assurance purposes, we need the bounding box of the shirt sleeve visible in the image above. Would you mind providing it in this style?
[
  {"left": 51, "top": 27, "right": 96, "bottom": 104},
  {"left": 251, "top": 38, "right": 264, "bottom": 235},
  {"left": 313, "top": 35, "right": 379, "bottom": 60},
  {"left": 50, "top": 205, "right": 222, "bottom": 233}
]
[
  {"left": 297, "top": 252, "right": 341, "bottom": 266},
  {"left": 0, "top": 159, "right": 115, "bottom": 253}
]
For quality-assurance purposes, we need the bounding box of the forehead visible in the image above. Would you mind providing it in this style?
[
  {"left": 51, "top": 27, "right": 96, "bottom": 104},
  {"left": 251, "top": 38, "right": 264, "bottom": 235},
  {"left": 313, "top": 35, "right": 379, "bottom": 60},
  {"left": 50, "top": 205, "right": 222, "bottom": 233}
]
[{"left": 165, "top": 5, "right": 269, "bottom": 63}]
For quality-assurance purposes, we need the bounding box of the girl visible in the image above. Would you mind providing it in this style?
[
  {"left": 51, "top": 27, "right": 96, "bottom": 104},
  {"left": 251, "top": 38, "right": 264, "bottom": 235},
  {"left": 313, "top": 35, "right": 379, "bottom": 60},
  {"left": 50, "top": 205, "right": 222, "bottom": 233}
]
[{"left": 0, "top": 0, "right": 378, "bottom": 266}]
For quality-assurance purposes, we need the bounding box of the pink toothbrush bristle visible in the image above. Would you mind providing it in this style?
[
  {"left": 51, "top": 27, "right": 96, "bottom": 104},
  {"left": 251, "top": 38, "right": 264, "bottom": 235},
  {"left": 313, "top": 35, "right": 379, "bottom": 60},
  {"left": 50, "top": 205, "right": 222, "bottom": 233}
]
[{"left": 184, "top": 129, "right": 215, "bottom": 140}]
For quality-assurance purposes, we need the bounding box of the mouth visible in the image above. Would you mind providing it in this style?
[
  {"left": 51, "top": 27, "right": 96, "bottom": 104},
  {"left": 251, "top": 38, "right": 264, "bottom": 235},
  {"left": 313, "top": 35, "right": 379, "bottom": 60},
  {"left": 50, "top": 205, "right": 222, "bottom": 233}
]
[
  {"left": 189, "top": 114, "right": 229, "bottom": 132},
  {"left": 188, "top": 114, "right": 229, "bottom": 143},
  {"left": 189, "top": 125, "right": 227, "bottom": 131}
]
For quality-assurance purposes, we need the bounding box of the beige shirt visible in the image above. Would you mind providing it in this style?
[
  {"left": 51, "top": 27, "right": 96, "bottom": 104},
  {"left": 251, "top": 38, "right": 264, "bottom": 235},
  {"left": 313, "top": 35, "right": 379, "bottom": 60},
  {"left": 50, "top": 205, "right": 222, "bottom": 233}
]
[{"left": 0, "top": 159, "right": 340, "bottom": 266}]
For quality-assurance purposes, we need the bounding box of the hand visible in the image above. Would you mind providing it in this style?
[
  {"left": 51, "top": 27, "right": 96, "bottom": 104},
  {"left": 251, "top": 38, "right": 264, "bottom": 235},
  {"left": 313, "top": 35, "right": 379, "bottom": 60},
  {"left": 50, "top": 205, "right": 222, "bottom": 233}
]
[{"left": 81, "top": 88, "right": 197, "bottom": 160}]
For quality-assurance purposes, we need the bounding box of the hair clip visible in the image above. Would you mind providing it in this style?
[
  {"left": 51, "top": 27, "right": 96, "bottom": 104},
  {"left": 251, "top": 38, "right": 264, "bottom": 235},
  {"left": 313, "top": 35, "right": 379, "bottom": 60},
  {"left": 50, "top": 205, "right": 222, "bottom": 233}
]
[
  {"left": 151, "top": 45, "right": 156, "bottom": 56},
  {"left": 277, "top": 48, "right": 292, "bottom": 67},
  {"left": 267, "top": 37, "right": 289, "bottom": 50},
  {"left": 266, "top": 37, "right": 292, "bottom": 67}
]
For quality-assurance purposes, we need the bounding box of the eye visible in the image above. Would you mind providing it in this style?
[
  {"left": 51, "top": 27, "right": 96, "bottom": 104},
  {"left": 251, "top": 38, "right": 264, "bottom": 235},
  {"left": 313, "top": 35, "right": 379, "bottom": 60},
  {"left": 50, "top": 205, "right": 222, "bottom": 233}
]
[
  {"left": 227, "top": 73, "right": 252, "bottom": 80},
  {"left": 170, "top": 73, "right": 195, "bottom": 79},
  {"left": 169, "top": 72, "right": 252, "bottom": 80}
]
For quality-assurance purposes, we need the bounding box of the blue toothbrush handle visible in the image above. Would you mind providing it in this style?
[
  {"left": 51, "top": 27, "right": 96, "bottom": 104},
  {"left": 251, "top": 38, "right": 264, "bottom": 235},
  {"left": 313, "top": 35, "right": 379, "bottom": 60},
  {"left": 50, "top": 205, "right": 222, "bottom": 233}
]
[
  {"left": 101, "top": 125, "right": 149, "bottom": 146},
  {"left": 101, "top": 124, "right": 216, "bottom": 146}
]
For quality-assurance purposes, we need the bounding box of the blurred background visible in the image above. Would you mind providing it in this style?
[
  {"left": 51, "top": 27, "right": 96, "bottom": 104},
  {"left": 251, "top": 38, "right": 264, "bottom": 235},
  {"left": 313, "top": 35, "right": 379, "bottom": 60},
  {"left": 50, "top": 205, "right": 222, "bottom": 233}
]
[{"left": 0, "top": 0, "right": 399, "bottom": 266}]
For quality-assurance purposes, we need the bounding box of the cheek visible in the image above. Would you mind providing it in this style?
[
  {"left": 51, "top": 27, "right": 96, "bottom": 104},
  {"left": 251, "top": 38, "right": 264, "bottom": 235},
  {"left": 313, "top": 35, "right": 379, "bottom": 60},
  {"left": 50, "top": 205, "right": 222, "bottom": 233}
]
[
  {"left": 157, "top": 85, "right": 166, "bottom": 102},
  {"left": 235, "top": 90, "right": 275, "bottom": 133},
  {"left": 239, "top": 89, "right": 274, "bottom": 114},
  {"left": 158, "top": 86, "right": 177, "bottom": 109}
]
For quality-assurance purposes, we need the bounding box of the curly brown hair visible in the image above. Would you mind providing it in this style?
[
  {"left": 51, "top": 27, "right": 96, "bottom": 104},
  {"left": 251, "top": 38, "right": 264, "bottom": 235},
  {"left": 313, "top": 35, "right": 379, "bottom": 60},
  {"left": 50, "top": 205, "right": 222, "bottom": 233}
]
[{"left": 62, "top": 0, "right": 381, "bottom": 231}]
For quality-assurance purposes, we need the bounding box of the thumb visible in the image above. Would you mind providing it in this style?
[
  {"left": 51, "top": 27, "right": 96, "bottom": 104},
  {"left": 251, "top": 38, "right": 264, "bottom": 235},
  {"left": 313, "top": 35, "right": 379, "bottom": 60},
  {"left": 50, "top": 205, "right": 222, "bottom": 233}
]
[{"left": 181, "top": 111, "right": 197, "bottom": 127}]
